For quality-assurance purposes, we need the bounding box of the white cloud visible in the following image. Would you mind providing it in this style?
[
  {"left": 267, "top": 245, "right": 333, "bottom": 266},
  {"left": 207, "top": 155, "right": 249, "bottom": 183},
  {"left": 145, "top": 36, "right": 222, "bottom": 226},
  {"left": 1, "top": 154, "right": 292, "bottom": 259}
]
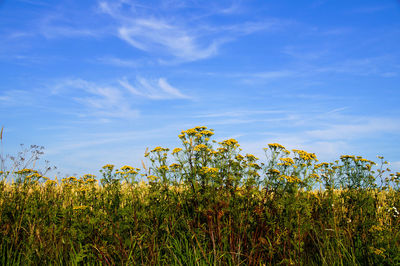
[
  {"left": 305, "top": 118, "right": 400, "bottom": 140},
  {"left": 53, "top": 79, "right": 140, "bottom": 119},
  {"left": 96, "top": 56, "right": 139, "bottom": 67},
  {"left": 117, "top": 19, "right": 221, "bottom": 62},
  {"left": 99, "top": 0, "right": 286, "bottom": 62},
  {"left": 119, "top": 77, "right": 191, "bottom": 100}
]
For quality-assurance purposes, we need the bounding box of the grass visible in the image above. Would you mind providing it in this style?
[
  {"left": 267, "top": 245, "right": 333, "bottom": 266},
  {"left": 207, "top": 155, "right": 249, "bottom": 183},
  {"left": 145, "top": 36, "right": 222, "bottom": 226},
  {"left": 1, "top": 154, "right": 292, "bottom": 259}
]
[{"left": 0, "top": 126, "right": 399, "bottom": 265}]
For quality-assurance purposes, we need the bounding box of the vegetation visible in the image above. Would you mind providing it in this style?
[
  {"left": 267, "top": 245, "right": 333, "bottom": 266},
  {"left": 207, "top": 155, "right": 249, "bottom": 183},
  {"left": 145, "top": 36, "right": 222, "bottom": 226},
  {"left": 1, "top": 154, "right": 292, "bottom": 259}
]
[{"left": 0, "top": 126, "right": 399, "bottom": 265}]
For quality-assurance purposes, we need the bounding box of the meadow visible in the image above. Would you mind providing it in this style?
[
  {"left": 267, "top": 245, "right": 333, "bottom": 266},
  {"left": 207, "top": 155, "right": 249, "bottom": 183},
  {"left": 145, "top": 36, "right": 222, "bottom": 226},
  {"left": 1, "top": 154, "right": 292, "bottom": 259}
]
[{"left": 0, "top": 126, "right": 399, "bottom": 265}]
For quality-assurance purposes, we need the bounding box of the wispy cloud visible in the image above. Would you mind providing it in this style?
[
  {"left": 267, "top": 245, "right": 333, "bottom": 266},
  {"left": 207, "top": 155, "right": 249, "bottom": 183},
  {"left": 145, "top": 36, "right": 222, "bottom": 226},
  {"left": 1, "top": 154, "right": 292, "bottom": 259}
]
[
  {"left": 52, "top": 79, "right": 140, "bottom": 119},
  {"left": 95, "top": 56, "right": 139, "bottom": 67},
  {"left": 305, "top": 117, "right": 400, "bottom": 140},
  {"left": 98, "top": 0, "right": 287, "bottom": 62},
  {"left": 119, "top": 77, "right": 191, "bottom": 100}
]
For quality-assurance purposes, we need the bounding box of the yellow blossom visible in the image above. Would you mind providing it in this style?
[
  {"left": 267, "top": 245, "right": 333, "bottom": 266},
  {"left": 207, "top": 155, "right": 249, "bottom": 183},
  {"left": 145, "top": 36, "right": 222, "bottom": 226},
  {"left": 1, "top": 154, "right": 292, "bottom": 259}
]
[
  {"left": 194, "top": 144, "right": 208, "bottom": 151},
  {"left": 267, "top": 143, "right": 286, "bottom": 150},
  {"left": 278, "top": 157, "right": 294, "bottom": 166},
  {"left": 269, "top": 169, "right": 280, "bottom": 175},
  {"left": 102, "top": 164, "right": 114, "bottom": 170},
  {"left": 157, "top": 165, "right": 169, "bottom": 171}
]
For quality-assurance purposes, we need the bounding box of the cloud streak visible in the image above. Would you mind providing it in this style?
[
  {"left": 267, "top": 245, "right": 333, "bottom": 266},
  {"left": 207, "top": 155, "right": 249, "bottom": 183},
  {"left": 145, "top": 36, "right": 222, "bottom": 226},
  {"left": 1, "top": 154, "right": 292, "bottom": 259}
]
[
  {"left": 98, "top": 0, "right": 286, "bottom": 62},
  {"left": 119, "top": 77, "right": 191, "bottom": 100}
]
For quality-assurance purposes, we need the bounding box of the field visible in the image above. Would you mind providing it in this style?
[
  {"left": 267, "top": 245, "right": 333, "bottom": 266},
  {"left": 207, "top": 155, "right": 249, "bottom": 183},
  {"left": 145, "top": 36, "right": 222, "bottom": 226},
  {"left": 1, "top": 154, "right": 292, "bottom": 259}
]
[{"left": 0, "top": 126, "right": 399, "bottom": 265}]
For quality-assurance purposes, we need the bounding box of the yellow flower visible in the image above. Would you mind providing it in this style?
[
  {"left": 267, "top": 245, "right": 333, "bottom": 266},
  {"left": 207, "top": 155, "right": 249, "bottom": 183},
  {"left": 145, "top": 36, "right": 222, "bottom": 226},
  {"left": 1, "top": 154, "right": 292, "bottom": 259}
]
[
  {"left": 147, "top": 175, "right": 159, "bottom": 182},
  {"left": 102, "top": 164, "right": 114, "bottom": 170},
  {"left": 121, "top": 165, "right": 134, "bottom": 171},
  {"left": 278, "top": 157, "right": 294, "bottom": 166},
  {"left": 267, "top": 143, "right": 286, "bottom": 150},
  {"left": 73, "top": 205, "right": 89, "bottom": 211},
  {"left": 280, "top": 174, "right": 301, "bottom": 183},
  {"left": 293, "top": 149, "right": 318, "bottom": 161},
  {"left": 15, "top": 168, "right": 37, "bottom": 175},
  {"left": 26, "top": 173, "right": 42, "bottom": 179},
  {"left": 169, "top": 163, "right": 181, "bottom": 168},
  {"left": 45, "top": 180, "right": 57, "bottom": 186},
  {"left": 219, "top": 138, "right": 239, "bottom": 147},
  {"left": 182, "top": 128, "right": 197, "bottom": 135},
  {"left": 67, "top": 176, "right": 77, "bottom": 181},
  {"left": 309, "top": 173, "right": 320, "bottom": 179},
  {"left": 246, "top": 154, "right": 259, "bottom": 161},
  {"left": 83, "top": 174, "right": 96, "bottom": 180},
  {"left": 194, "top": 144, "right": 208, "bottom": 151},
  {"left": 268, "top": 169, "right": 280, "bottom": 175},
  {"left": 85, "top": 178, "right": 96, "bottom": 183},
  {"left": 200, "top": 130, "right": 214, "bottom": 136},
  {"left": 340, "top": 155, "right": 355, "bottom": 160},
  {"left": 201, "top": 167, "right": 219, "bottom": 175},
  {"left": 157, "top": 165, "right": 169, "bottom": 171},
  {"left": 151, "top": 146, "right": 169, "bottom": 153},
  {"left": 248, "top": 163, "right": 261, "bottom": 169},
  {"left": 236, "top": 154, "right": 244, "bottom": 161}
]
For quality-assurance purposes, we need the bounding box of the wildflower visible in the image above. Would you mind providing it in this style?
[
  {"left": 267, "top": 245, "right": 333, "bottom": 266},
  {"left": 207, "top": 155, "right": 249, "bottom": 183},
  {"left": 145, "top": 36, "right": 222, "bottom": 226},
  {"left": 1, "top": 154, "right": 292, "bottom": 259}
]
[
  {"left": 268, "top": 169, "right": 280, "bottom": 175},
  {"left": 200, "top": 130, "right": 214, "bottom": 136},
  {"left": 201, "top": 167, "right": 218, "bottom": 176},
  {"left": 217, "top": 147, "right": 228, "bottom": 153},
  {"left": 121, "top": 165, "right": 134, "bottom": 171},
  {"left": 73, "top": 205, "right": 89, "bottom": 211},
  {"left": 157, "top": 165, "right": 169, "bottom": 171},
  {"left": 26, "top": 173, "right": 42, "bottom": 179},
  {"left": 248, "top": 163, "right": 261, "bottom": 170},
  {"left": 340, "top": 155, "right": 355, "bottom": 160},
  {"left": 293, "top": 149, "right": 318, "bottom": 161},
  {"left": 67, "top": 176, "right": 77, "bottom": 182},
  {"left": 172, "top": 148, "right": 182, "bottom": 155},
  {"left": 280, "top": 174, "right": 301, "bottom": 183},
  {"left": 278, "top": 157, "right": 294, "bottom": 166},
  {"left": 85, "top": 178, "right": 96, "bottom": 184},
  {"left": 246, "top": 154, "right": 259, "bottom": 161},
  {"left": 309, "top": 173, "right": 320, "bottom": 179},
  {"left": 220, "top": 139, "right": 239, "bottom": 147},
  {"left": 315, "top": 162, "right": 329, "bottom": 169},
  {"left": 235, "top": 154, "right": 244, "bottom": 161},
  {"left": 45, "top": 180, "right": 57, "bottom": 186},
  {"left": 182, "top": 128, "right": 197, "bottom": 135},
  {"left": 151, "top": 146, "right": 169, "bottom": 152},
  {"left": 194, "top": 144, "right": 208, "bottom": 151},
  {"left": 83, "top": 174, "right": 96, "bottom": 180},
  {"left": 267, "top": 143, "right": 285, "bottom": 150},
  {"left": 147, "top": 175, "right": 159, "bottom": 182},
  {"left": 102, "top": 164, "right": 114, "bottom": 171},
  {"left": 15, "top": 169, "right": 37, "bottom": 175},
  {"left": 169, "top": 163, "right": 182, "bottom": 172}
]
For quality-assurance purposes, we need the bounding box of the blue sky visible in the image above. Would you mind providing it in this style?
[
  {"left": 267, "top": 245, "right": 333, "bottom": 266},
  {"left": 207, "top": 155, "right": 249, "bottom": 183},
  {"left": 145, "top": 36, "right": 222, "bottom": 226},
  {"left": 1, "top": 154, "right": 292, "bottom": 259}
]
[{"left": 1, "top": 0, "right": 399, "bottom": 177}]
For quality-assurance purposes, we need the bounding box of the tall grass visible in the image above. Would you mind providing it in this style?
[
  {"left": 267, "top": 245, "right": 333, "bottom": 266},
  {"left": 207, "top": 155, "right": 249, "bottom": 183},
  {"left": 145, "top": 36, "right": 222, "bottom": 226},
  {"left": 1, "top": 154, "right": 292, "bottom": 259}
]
[{"left": 0, "top": 126, "right": 399, "bottom": 265}]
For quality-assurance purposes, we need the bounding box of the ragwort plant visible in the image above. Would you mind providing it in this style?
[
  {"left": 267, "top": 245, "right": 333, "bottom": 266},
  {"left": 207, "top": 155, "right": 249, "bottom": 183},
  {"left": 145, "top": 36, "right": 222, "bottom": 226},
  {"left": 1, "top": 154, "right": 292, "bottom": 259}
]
[{"left": 0, "top": 125, "right": 399, "bottom": 265}]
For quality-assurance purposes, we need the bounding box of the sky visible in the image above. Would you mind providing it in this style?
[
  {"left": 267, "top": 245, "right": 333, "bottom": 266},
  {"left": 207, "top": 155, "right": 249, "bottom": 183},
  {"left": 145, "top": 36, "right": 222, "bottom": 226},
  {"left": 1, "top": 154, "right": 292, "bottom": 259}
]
[{"left": 0, "top": 0, "right": 399, "bottom": 177}]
